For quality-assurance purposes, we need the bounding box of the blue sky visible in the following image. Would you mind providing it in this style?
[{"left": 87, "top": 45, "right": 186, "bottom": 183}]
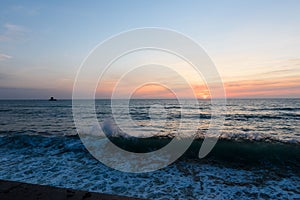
[{"left": 0, "top": 0, "right": 300, "bottom": 98}]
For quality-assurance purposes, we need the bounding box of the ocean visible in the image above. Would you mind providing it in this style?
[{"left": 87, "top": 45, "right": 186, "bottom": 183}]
[{"left": 0, "top": 99, "right": 299, "bottom": 199}]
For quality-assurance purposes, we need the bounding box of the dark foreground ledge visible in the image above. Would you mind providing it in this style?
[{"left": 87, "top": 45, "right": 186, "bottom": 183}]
[{"left": 0, "top": 180, "right": 143, "bottom": 200}]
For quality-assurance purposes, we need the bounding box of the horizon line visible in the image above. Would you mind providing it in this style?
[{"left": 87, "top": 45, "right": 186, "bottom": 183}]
[{"left": 0, "top": 97, "right": 300, "bottom": 100}]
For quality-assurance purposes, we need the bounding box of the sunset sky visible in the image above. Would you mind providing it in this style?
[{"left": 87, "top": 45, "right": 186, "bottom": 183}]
[{"left": 0, "top": 0, "right": 300, "bottom": 99}]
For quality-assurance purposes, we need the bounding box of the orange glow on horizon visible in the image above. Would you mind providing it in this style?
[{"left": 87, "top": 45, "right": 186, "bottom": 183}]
[
  {"left": 94, "top": 76, "right": 300, "bottom": 99},
  {"left": 225, "top": 76, "right": 300, "bottom": 98}
]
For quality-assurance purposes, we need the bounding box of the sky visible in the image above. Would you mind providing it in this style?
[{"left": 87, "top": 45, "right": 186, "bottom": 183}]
[{"left": 0, "top": 0, "right": 300, "bottom": 99}]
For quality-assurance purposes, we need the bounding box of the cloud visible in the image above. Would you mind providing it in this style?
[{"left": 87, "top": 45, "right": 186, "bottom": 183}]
[
  {"left": 0, "top": 87, "right": 72, "bottom": 99},
  {"left": 0, "top": 73, "right": 7, "bottom": 80},
  {"left": 225, "top": 76, "right": 300, "bottom": 98},
  {"left": 220, "top": 57, "right": 300, "bottom": 83},
  {"left": 0, "top": 23, "right": 29, "bottom": 42},
  {"left": 0, "top": 53, "right": 12, "bottom": 61},
  {"left": 10, "top": 5, "right": 40, "bottom": 16}
]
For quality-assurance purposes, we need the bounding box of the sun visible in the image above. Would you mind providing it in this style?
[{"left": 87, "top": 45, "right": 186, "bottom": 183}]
[{"left": 202, "top": 94, "right": 208, "bottom": 99}]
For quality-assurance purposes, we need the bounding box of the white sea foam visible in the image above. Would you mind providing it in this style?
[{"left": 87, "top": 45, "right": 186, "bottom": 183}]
[{"left": 0, "top": 136, "right": 299, "bottom": 199}]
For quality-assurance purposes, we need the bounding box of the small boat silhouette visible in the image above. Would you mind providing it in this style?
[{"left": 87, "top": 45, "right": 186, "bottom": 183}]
[{"left": 49, "top": 97, "right": 57, "bottom": 101}]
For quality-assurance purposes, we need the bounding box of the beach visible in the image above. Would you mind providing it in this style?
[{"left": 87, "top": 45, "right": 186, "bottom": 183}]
[{"left": 0, "top": 179, "right": 143, "bottom": 200}]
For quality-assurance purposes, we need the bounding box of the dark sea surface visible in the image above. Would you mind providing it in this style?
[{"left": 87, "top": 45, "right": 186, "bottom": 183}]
[{"left": 0, "top": 99, "right": 299, "bottom": 199}]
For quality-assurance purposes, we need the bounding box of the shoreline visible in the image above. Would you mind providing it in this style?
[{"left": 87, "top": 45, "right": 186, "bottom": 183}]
[{"left": 0, "top": 179, "right": 143, "bottom": 200}]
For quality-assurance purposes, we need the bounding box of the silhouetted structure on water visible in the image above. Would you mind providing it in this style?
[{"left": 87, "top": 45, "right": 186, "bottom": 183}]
[{"left": 49, "top": 97, "right": 57, "bottom": 101}]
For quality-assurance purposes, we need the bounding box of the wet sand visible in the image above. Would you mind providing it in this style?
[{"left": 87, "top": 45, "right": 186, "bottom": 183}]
[{"left": 0, "top": 179, "right": 143, "bottom": 200}]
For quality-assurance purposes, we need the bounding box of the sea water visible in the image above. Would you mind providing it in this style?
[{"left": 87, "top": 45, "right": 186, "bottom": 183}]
[{"left": 0, "top": 99, "right": 299, "bottom": 199}]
